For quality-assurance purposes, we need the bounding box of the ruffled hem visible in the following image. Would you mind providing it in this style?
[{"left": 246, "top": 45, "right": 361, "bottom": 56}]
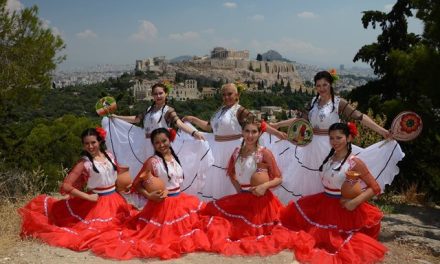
[
  {"left": 19, "top": 193, "right": 136, "bottom": 251},
  {"left": 91, "top": 193, "right": 211, "bottom": 260},
  {"left": 280, "top": 192, "right": 383, "bottom": 236},
  {"left": 200, "top": 191, "right": 315, "bottom": 256}
]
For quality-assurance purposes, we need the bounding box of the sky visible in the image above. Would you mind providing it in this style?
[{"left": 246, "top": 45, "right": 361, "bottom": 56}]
[{"left": 8, "top": 0, "right": 423, "bottom": 71}]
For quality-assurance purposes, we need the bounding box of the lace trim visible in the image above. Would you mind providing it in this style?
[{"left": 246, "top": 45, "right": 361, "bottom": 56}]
[
  {"left": 212, "top": 200, "right": 279, "bottom": 228},
  {"left": 65, "top": 199, "right": 113, "bottom": 224},
  {"left": 137, "top": 201, "right": 203, "bottom": 227}
]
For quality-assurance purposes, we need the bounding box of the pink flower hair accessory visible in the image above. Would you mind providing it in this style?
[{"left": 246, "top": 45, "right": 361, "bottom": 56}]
[
  {"left": 347, "top": 122, "right": 358, "bottom": 138},
  {"left": 95, "top": 127, "right": 107, "bottom": 140}
]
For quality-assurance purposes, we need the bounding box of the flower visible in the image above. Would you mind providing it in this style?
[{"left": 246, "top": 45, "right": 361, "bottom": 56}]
[
  {"left": 260, "top": 120, "right": 267, "bottom": 133},
  {"left": 347, "top": 122, "right": 358, "bottom": 138},
  {"left": 328, "top": 68, "right": 340, "bottom": 82},
  {"left": 161, "top": 80, "right": 174, "bottom": 94},
  {"left": 234, "top": 81, "right": 247, "bottom": 94},
  {"left": 95, "top": 127, "right": 107, "bottom": 140},
  {"left": 168, "top": 128, "right": 177, "bottom": 142},
  {"left": 400, "top": 113, "right": 421, "bottom": 133}
]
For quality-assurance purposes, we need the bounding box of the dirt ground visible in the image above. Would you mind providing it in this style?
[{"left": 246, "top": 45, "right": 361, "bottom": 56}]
[{"left": 1, "top": 203, "right": 439, "bottom": 264}]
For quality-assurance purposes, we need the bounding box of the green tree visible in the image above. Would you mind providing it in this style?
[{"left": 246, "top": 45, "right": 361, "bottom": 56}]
[
  {"left": 351, "top": 0, "right": 440, "bottom": 201},
  {"left": 0, "top": 1, "right": 65, "bottom": 157}
]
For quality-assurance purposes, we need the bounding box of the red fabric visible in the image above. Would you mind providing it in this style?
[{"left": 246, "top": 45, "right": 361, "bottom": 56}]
[
  {"left": 91, "top": 193, "right": 211, "bottom": 260},
  {"left": 19, "top": 193, "right": 137, "bottom": 251},
  {"left": 200, "top": 191, "right": 314, "bottom": 256},
  {"left": 60, "top": 159, "right": 89, "bottom": 195},
  {"left": 280, "top": 193, "right": 386, "bottom": 263},
  {"left": 131, "top": 156, "right": 158, "bottom": 193},
  {"left": 350, "top": 156, "right": 382, "bottom": 196}
]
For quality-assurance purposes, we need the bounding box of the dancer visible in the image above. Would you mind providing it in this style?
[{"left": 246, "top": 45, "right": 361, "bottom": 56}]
[
  {"left": 270, "top": 70, "right": 404, "bottom": 203},
  {"left": 183, "top": 82, "right": 286, "bottom": 200},
  {"left": 91, "top": 128, "right": 210, "bottom": 260},
  {"left": 280, "top": 123, "right": 387, "bottom": 263},
  {"left": 199, "top": 117, "right": 313, "bottom": 257},
  {"left": 103, "top": 82, "right": 213, "bottom": 205},
  {"left": 19, "top": 127, "right": 136, "bottom": 251}
]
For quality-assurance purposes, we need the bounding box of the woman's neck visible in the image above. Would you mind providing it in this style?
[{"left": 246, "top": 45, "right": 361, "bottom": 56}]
[
  {"left": 319, "top": 95, "right": 331, "bottom": 104},
  {"left": 332, "top": 150, "right": 348, "bottom": 161},
  {"left": 154, "top": 102, "right": 165, "bottom": 109},
  {"left": 242, "top": 144, "right": 257, "bottom": 155}
]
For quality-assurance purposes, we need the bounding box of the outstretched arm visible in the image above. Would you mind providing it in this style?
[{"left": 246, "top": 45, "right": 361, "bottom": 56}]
[{"left": 182, "top": 116, "right": 212, "bottom": 132}]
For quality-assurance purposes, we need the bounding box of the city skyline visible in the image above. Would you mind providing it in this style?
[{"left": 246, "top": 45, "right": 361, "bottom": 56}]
[{"left": 12, "top": 0, "right": 423, "bottom": 70}]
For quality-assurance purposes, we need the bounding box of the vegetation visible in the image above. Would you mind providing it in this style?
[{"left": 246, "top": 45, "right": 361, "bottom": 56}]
[{"left": 350, "top": 0, "right": 440, "bottom": 201}]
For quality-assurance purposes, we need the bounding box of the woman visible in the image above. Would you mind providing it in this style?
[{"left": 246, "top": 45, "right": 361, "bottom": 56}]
[
  {"left": 91, "top": 128, "right": 210, "bottom": 260},
  {"left": 19, "top": 128, "right": 136, "bottom": 251},
  {"left": 103, "top": 82, "right": 213, "bottom": 206},
  {"left": 280, "top": 123, "right": 387, "bottom": 263},
  {"left": 199, "top": 117, "right": 313, "bottom": 257},
  {"left": 270, "top": 70, "right": 404, "bottom": 203},
  {"left": 184, "top": 83, "right": 286, "bottom": 200}
]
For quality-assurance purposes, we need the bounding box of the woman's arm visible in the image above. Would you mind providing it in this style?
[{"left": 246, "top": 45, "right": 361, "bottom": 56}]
[
  {"left": 175, "top": 119, "right": 205, "bottom": 140},
  {"left": 182, "top": 115, "right": 212, "bottom": 132},
  {"left": 339, "top": 98, "right": 390, "bottom": 138},
  {"left": 111, "top": 114, "right": 141, "bottom": 124},
  {"left": 251, "top": 149, "right": 282, "bottom": 196},
  {"left": 61, "top": 161, "right": 98, "bottom": 202},
  {"left": 341, "top": 157, "right": 380, "bottom": 211}
]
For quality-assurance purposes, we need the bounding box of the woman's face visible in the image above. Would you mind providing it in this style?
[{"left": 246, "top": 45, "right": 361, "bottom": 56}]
[
  {"left": 222, "top": 85, "right": 238, "bottom": 107},
  {"left": 243, "top": 123, "right": 260, "bottom": 146},
  {"left": 83, "top": 135, "right": 101, "bottom": 157},
  {"left": 152, "top": 133, "right": 171, "bottom": 155},
  {"left": 329, "top": 129, "right": 349, "bottom": 155},
  {"left": 152, "top": 86, "right": 167, "bottom": 105},
  {"left": 315, "top": 78, "right": 331, "bottom": 98}
]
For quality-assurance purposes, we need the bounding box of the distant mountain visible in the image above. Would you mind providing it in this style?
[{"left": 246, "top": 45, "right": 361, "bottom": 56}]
[
  {"left": 260, "top": 50, "right": 292, "bottom": 62},
  {"left": 169, "top": 55, "right": 193, "bottom": 63}
]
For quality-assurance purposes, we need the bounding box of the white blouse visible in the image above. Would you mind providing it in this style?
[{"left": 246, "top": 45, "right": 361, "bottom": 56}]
[
  {"left": 143, "top": 105, "right": 170, "bottom": 135},
  {"left": 84, "top": 153, "right": 117, "bottom": 190},
  {"left": 210, "top": 103, "right": 242, "bottom": 136},
  {"left": 308, "top": 96, "right": 341, "bottom": 130},
  {"left": 151, "top": 155, "right": 184, "bottom": 191}
]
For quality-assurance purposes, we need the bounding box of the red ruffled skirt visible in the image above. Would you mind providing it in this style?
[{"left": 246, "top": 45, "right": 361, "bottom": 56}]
[
  {"left": 280, "top": 192, "right": 387, "bottom": 263},
  {"left": 19, "top": 193, "right": 137, "bottom": 251},
  {"left": 200, "top": 190, "right": 314, "bottom": 257},
  {"left": 91, "top": 192, "right": 211, "bottom": 260}
]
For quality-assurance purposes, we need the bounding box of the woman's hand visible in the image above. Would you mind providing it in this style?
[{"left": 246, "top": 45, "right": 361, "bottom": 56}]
[
  {"left": 276, "top": 131, "right": 287, "bottom": 140},
  {"left": 340, "top": 198, "right": 360, "bottom": 211},
  {"left": 250, "top": 184, "right": 268, "bottom": 197},
  {"left": 160, "top": 189, "right": 169, "bottom": 199},
  {"left": 192, "top": 131, "right": 206, "bottom": 141},
  {"left": 88, "top": 193, "right": 99, "bottom": 202},
  {"left": 147, "top": 190, "right": 165, "bottom": 202}
]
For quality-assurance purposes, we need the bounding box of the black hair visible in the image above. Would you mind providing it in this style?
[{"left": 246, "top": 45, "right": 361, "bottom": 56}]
[
  {"left": 80, "top": 128, "right": 117, "bottom": 173},
  {"left": 146, "top": 83, "right": 168, "bottom": 123},
  {"left": 318, "top": 123, "right": 352, "bottom": 172},
  {"left": 309, "top": 71, "right": 336, "bottom": 112},
  {"left": 150, "top": 127, "right": 182, "bottom": 181}
]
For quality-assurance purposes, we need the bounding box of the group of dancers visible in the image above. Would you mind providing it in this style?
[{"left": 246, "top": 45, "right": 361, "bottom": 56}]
[{"left": 19, "top": 70, "right": 405, "bottom": 263}]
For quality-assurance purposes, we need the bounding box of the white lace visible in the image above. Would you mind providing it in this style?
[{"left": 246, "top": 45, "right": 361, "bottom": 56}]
[
  {"left": 212, "top": 200, "right": 278, "bottom": 228},
  {"left": 137, "top": 201, "right": 203, "bottom": 227}
]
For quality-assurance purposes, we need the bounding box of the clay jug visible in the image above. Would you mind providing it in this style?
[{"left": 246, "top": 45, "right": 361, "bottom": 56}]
[
  {"left": 116, "top": 165, "right": 132, "bottom": 193},
  {"left": 143, "top": 176, "right": 166, "bottom": 194},
  {"left": 250, "top": 162, "right": 270, "bottom": 186},
  {"left": 341, "top": 170, "right": 362, "bottom": 199}
]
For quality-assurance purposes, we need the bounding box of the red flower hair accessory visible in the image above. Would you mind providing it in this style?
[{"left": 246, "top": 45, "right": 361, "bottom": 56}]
[
  {"left": 347, "top": 122, "right": 358, "bottom": 138},
  {"left": 95, "top": 127, "right": 107, "bottom": 140},
  {"left": 260, "top": 120, "right": 267, "bottom": 133},
  {"left": 328, "top": 68, "right": 340, "bottom": 82},
  {"left": 168, "top": 128, "right": 177, "bottom": 142}
]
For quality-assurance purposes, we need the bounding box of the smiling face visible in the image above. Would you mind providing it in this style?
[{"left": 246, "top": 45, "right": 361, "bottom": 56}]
[
  {"left": 152, "top": 86, "right": 167, "bottom": 105},
  {"left": 315, "top": 78, "right": 332, "bottom": 99},
  {"left": 82, "top": 135, "right": 101, "bottom": 157},
  {"left": 329, "top": 129, "right": 350, "bottom": 155},
  {"left": 152, "top": 132, "right": 171, "bottom": 156},
  {"left": 221, "top": 83, "right": 239, "bottom": 107},
  {"left": 242, "top": 123, "right": 261, "bottom": 146}
]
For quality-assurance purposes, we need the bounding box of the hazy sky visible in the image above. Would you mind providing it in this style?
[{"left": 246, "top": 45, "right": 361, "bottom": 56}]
[{"left": 11, "top": 0, "right": 423, "bottom": 70}]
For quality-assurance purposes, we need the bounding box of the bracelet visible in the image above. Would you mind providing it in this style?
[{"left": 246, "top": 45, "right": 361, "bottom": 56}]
[{"left": 191, "top": 130, "right": 197, "bottom": 136}]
